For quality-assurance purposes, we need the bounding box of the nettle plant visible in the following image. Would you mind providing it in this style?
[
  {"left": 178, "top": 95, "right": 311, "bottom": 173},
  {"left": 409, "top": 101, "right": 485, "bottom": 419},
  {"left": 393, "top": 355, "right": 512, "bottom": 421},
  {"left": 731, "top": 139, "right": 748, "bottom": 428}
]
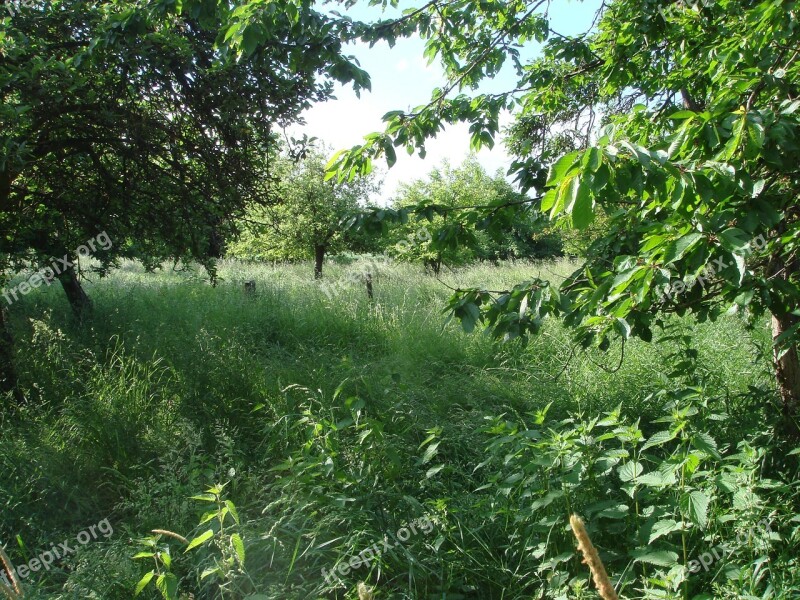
[
  {"left": 460, "top": 334, "right": 795, "bottom": 599},
  {"left": 133, "top": 484, "right": 248, "bottom": 600},
  {"left": 474, "top": 397, "right": 783, "bottom": 599}
]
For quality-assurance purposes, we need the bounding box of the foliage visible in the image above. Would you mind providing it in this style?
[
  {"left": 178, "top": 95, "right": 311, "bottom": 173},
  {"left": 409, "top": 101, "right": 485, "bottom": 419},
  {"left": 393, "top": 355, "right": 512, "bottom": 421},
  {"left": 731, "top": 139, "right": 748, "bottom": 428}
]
[
  {"left": 133, "top": 484, "right": 247, "bottom": 600},
  {"left": 0, "top": 260, "right": 797, "bottom": 598},
  {"left": 326, "top": 0, "right": 800, "bottom": 424},
  {"left": 228, "top": 148, "right": 380, "bottom": 268},
  {"left": 385, "top": 157, "right": 561, "bottom": 271},
  {"left": 0, "top": 0, "right": 370, "bottom": 286},
  {"left": 503, "top": 94, "right": 613, "bottom": 257},
  {"left": 4, "top": 0, "right": 799, "bottom": 597}
]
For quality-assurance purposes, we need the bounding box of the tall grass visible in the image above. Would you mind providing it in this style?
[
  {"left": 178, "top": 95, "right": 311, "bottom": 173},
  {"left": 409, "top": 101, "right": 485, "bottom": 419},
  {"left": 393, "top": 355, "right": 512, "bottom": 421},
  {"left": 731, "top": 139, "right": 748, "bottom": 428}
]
[{"left": 0, "top": 258, "right": 793, "bottom": 599}]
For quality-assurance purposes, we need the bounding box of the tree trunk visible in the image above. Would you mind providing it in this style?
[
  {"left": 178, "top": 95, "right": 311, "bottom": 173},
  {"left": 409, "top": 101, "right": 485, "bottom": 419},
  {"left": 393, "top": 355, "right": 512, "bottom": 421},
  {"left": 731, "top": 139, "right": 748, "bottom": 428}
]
[
  {"left": 365, "top": 273, "right": 373, "bottom": 301},
  {"left": 0, "top": 305, "right": 20, "bottom": 402},
  {"left": 0, "top": 170, "right": 11, "bottom": 214},
  {"left": 58, "top": 263, "right": 92, "bottom": 320},
  {"left": 314, "top": 245, "right": 325, "bottom": 280},
  {"left": 1, "top": 173, "right": 23, "bottom": 403},
  {"left": 772, "top": 313, "right": 800, "bottom": 433},
  {"left": 424, "top": 256, "right": 442, "bottom": 276}
]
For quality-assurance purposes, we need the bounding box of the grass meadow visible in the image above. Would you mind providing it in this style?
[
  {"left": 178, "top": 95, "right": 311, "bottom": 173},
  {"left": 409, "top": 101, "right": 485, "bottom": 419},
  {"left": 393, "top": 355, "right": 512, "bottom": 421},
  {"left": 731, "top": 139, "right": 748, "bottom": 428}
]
[{"left": 1, "top": 258, "right": 796, "bottom": 600}]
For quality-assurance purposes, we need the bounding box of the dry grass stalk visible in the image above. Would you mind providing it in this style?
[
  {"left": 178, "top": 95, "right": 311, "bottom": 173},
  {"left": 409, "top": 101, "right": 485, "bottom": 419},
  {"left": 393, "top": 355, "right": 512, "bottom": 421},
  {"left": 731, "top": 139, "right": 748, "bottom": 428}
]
[
  {"left": 0, "top": 544, "right": 23, "bottom": 599},
  {"left": 151, "top": 529, "right": 189, "bottom": 545},
  {"left": 0, "top": 584, "right": 20, "bottom": 600},
  {"left": 569, "top": 514, "right": 619, "bottom": 600}
]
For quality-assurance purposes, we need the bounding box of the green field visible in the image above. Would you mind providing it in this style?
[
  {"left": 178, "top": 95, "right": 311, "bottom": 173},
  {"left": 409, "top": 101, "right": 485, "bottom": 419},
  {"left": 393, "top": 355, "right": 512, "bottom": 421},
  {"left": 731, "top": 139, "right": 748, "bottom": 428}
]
[{"left": 1, "top": 259, "right": 796, "bottom": 599}]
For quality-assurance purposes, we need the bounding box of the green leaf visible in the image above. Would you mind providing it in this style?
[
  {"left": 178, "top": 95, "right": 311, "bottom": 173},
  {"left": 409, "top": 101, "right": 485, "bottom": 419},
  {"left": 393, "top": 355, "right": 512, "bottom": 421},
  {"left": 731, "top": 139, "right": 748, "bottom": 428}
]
[
  {"left": 460, "top": 302, "right": 480, "bottom": 333},
  {"left": 718, "top": 228, "right": 750, "bottom": 252},
  {"left": 669, "top": 110, "right": 696, "bottom": 120},
  {"left": 201, "top": 567, "right": 222, "bottom": 580},
  {"left": 630, "top": 548, "right": 679, "bottom": 567},
  {"left": 613, "top": 318, "right": 631, "bottom": 339},
  {"left": 383, "top": 140, "right": 397, "bottom": 168},
  {"left": 721, "top": 113, "right": 746, "bottom": 160},
  {"left": 619, "top": 140, "right": 651, "bottom": 165},
  {"left": 420, "top": 441, "right": 440, "bottom": 465},
  {"left": 155, "top": 572, "right": 178, "bottom": 600},
  {"left": 751, "top": 179, "right": 766, "bottom": 197},
  {"left": 618, "top": 461, "right": 643, "bottom": 482},
  {"left": 425, "top": 464, "right": 445, "bottom": 478},
  {"left": 546, "top": 151, "right": 581, "bottom": 186},
  {"left": 540, "top": 188, "right": 557, "bottom": 212},
  {"left": 664, "top": 232, "right": 703, "bottom": 264},
  {"left": 610, "top": 267, "right": 642, "bottom": 296},
  {"left": 752, "top": 198, "right": 781, "bottom": 226},
  {"left": 638, "top": 470, "right": 676, "bottom": 487},
  {"left": 680, "top": 490, "right": 710, "bottom": 528},
  {"left": 185, "top": 529, "right": 214, "bottom": 552},
  {"left": 531, "top": 490, "right": 564, "bottom": 510},
  {"left": 241, "top": 25, "right": 261, "bottom": 56},
  {"left": 199, "top": 510, "right": 217, "bottom": 525},
  {"left": 598, "top": 503, "right": 630, "bottom": 519},
  {"left": 648, "top": 519, "right": 681, "bottom": 544},
  {"left": 668, "top": 122, "right": 690, "bottom": 158},
  {"left": 190, "top": 493, "right": 217, "bottom": 503},
  {"left": 641, "top": 429, "right": 676, "bottom": 451},
  {"left": 571, "top": 180, "right": 594, "bottom": 229},
  {"left": 225, "top": 500, "right": 240, "bottom": 525},
  {"left": 691, "top": 432, "right": 721, "bottom": 459},
  {"left": 550, "top": 174, "right": 573, "bottom": 218},
  {"left": 581, "top": 147, "right": 602, "bottom": 172},
  {"left": 231, "top": 533, "right": 246, "bottom": 566},
  {"left": 135, "top": 571, "right": 155, "bottom": 596}
]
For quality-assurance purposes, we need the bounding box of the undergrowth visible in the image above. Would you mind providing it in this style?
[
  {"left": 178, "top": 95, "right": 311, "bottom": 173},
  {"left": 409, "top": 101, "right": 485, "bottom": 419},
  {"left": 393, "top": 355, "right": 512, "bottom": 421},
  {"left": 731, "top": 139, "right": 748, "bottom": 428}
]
[{"left": 0, "top": 259, "right": 796, "bottom": 599}]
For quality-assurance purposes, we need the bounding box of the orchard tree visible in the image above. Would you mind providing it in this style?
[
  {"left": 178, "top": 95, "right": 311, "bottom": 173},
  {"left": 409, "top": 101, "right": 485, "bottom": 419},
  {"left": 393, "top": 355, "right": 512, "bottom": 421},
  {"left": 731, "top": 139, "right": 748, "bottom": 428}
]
[
  {"left": 386, "top": 156, "right": 558, "bottom": 273},
  {"left": 0, "top": 0, "right": 370, "bottom": 394},
  {"left": 229, "top": 148, "right": 380, "bottom": 278},
  {"left": 505, "top": 118, "right": 609, "bottom": 258},
  {"left": 330, "top": 0, "right": 800, "bottom": 429}
]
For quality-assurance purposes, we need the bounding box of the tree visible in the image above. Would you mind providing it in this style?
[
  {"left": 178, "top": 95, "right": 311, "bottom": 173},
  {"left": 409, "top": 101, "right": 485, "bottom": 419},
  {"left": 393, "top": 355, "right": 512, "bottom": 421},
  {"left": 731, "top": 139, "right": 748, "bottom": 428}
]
[
  {"left": 386, "top": 156, "right": 558, "bottom": 273},
  {"left": 505, "top": 118, "right": 607, "bottom": 258},
  {"left": 228, "top": 148, "right": 380, "bottom": 278},
  {"left": 0, "top": 0, "right": 370, "bottom": 395},
  {"left": 330, "top": 0, "right": 800, "bottom": 430}
]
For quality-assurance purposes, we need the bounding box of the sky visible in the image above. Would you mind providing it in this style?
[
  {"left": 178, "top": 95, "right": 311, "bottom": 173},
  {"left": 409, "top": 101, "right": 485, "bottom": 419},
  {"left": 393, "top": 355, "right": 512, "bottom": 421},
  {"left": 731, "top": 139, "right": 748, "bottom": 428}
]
[{"left": 289, "top": 0, "right": 603, "bottom": 202}]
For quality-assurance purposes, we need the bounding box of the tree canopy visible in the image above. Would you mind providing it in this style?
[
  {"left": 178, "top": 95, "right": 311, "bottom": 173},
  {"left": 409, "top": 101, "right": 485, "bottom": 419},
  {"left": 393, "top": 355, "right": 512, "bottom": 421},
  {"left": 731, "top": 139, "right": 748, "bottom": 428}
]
[
  {"left": 1, "top": 0, "right": 370, "bottom": 310},
  {"left": 386, "top": 156, "right": 560, "bottom": 271},
  {"left": 228, "top": 147, "right": 380, "bottom": 277},
  {"left": 3, "top": 0, "right": 798, "bottom": 423},
  {"left": 328, "top": 0, "right": 800, "bottom": 424},
  {"left": 0, "top": 0, "right": 374, "bottom": 393}
]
